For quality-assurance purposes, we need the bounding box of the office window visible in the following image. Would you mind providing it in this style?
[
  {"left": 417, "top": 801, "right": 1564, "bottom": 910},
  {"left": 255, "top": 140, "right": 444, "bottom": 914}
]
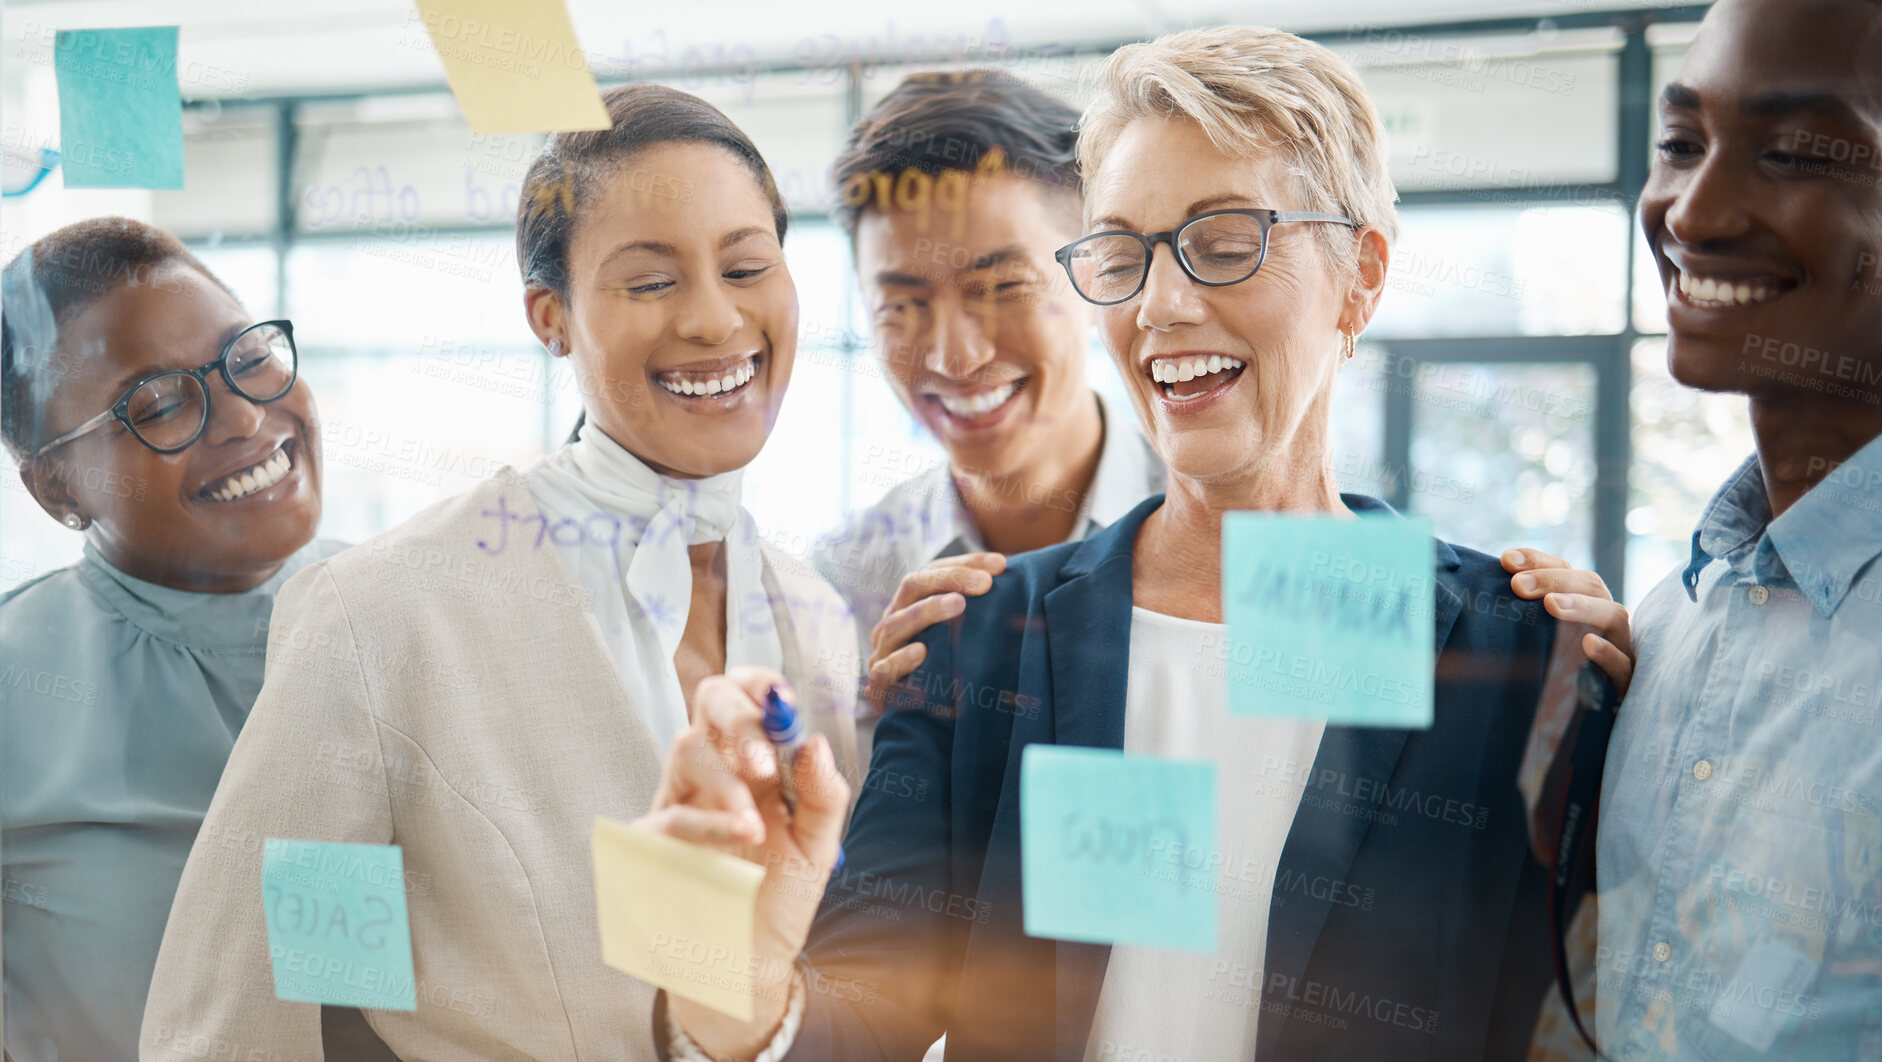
[
  {"left": 685, "top": 73, "right": 852, "bottom": 214},
  {"left": 1368, "top": 203, "right": 1630, "bottom": 339},
  {"left": 1626, "top": 337, "right": 1756, "bottom": 604},
  {"left": 1355, "top": 35, "right": 1621, "bottom": 191},
  {"left": 285, "top": 235, "right": 549, "bottom": 542},
  {"left": 191, "top": 244, "right": 279, "bottom": 318},
  {"left": 1408, "top": 361, "right": 1597, "bottom": 567},
  {"left": 153, "top": 110, "right": 278, "bottom": 240},
  {"left": 747, "top": 220, "right": 875, "bottom": 547},
  {"left": 293, "top": 95, "right": 513, "bottom": 235}
]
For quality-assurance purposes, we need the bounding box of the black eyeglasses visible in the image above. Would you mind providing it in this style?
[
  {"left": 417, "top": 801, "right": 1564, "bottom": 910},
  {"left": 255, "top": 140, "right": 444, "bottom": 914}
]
[
  {"left": 33, "top": 320, "right": 299, "bottom": 457},
  {"left": 1053, "top": 209, "right": 1357, "bottom": 306}
]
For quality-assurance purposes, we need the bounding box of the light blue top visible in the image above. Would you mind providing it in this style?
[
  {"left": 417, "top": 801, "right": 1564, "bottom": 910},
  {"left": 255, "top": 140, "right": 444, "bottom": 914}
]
[
  {"left": 1598, "top": 437, "right": 1882, "bottom": 1060},
  {"left": 1, "top": 538, "right": 345, "bottom": 1061}
]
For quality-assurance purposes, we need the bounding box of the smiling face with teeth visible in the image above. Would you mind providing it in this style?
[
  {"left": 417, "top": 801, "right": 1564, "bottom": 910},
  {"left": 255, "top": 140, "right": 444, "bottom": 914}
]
[
  {"left": 1642, "top": 0, "right": 1882, "bottom": 402},
  {"left": 855, "top": 174, "right": 1100, "bottom": 483},
  {"left": 526, "top": 141, "right": 797, "bottom": 479},
  {"left": 21, "top": 263, "right": 323, "bottom": 593},
  {"left": 1083, "top": 118, "right": 1389, "bottom": 496}
]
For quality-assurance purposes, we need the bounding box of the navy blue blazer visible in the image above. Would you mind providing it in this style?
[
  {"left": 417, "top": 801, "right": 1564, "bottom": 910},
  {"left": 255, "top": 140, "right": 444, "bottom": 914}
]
[{"left": 769, "top": 495, "right": 1558, "bottom": 1061}]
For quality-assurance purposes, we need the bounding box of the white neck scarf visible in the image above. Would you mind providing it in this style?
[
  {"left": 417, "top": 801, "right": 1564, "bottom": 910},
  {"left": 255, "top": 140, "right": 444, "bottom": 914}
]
[{"left": 524, "top": 422, "right": 783, "bottom": 751}]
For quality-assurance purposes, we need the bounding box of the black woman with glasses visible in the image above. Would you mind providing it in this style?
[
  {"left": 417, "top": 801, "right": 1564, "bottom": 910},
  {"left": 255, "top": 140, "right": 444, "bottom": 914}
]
[
  {"left": 636, "top": 26, "right": 1636, "bottom": 1062},
  {"left": 0, "top": 217, "right": 383, "bottom": 1062}
]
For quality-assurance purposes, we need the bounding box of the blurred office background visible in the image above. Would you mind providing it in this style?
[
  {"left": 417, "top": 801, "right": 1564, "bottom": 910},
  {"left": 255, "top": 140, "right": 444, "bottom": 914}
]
[{"left": 0, "top": 0, "right": 1742, "bottom": 604}]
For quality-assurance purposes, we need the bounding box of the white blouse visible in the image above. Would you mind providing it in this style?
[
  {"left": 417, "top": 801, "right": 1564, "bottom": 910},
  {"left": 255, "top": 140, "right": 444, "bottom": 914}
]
[
  {"left": 524, "top": 423, "right": 784, "bottom": 755},
  {"left": 1082, "top": 607, "right": 1326, "bottom": 1062}
]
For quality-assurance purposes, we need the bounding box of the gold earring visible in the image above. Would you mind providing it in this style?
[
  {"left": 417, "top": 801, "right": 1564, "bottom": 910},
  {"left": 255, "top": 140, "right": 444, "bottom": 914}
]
[{"left": 1341, "top": 327, "right": 1356, "bottom": 360}]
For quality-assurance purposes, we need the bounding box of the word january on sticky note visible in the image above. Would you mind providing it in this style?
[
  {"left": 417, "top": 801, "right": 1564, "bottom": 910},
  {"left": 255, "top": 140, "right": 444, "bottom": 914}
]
[
  {"left": 1021, "top": 746, "right": 1217, "bottom": 951},
  {"left": 592, "top": 817, "right": 766, "bottom": 1021},
  {"left": 412, "top": 0, "right": 610, "bottom": 134},
  {"left": 1223, "top": 512, "right": 1436, "bottom": 727},
  {"left": 260, "top": 839, "right": 416, "bottom": 1011},
  {"left": 53, "top": 27, "right": 185, "bottom": 189}
]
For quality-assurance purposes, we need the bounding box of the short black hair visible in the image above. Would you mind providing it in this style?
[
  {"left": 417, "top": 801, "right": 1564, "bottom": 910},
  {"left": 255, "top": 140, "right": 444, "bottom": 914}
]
[
  {"left": 516, "top": 83, "right": 789, "bottom": 300},
  {"left": 831, "top": 69, "right": 1082, "bottom": 240},
  {"left": 1, "top": 217, "right": 232, "bottom": 460}
]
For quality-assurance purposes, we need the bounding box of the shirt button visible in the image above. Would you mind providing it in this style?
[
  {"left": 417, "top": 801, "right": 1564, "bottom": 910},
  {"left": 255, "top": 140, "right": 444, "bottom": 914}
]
[
  {"left": 1653, "top": 941, "right": 1672, "bottom": 963},
  {"left": 1748, "top": 585, "right": 1771, "bottom": 605},
  {"left": 1693, "top": 760, "right": 1714, "bottom": 782}
]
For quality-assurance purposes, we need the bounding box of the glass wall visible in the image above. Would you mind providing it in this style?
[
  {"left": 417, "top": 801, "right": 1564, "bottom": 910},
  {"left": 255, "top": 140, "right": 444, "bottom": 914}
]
[{"left": 0, "top": 11, "right": 1724, "bottom": 602}]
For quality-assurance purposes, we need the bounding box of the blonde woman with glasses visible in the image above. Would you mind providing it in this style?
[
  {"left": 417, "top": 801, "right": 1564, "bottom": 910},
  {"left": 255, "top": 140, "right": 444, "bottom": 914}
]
[{"left": 636, "top": 24, "right": 1631, "bottom": 1062}]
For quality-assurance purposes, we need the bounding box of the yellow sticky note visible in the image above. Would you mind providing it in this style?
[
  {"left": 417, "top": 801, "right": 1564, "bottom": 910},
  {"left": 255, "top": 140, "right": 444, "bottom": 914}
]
[
  {"left": 412, "top": 0, "right": 610, "bottom": 134},
  {"left": 592, "top": 817, "right": 766, "bottom": 1021}
]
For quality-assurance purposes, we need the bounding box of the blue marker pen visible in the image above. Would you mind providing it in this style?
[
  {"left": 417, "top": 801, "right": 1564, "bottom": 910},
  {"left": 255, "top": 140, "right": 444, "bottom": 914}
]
[{"left": 763, "top": 686, "right": 844, "bottom": 871}]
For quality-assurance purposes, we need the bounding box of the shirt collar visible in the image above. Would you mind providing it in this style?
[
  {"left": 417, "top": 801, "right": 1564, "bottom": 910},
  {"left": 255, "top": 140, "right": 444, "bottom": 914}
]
[
  {"left": 1763, "top": 433, "right": 1882, "bottom": 616},
  {"left": 1683, "top": 453, "right": 1769, "bottom": 599},
  {"left": 1682, "top": 436, "right": 1882, "bottom": 616},
  {"left": 74, "top": 539, "right": 325, "bottom": 651},
  {"left": 896, "top": 462, "right": 978, "bottom": 564},
  {"left": 927, "top": 389, "right": 1164, "bottom": 563}
]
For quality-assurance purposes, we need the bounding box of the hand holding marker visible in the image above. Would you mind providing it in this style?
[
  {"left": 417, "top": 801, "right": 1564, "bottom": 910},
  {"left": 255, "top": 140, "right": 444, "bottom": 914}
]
[{"left": 764, "top": 685, "right": 844, "bottom": 871}]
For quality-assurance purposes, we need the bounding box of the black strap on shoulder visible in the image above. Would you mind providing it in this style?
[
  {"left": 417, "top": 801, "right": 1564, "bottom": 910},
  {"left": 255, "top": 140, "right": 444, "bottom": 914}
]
[{"left": 1546, "top": 663, "right": 1619, "bottom": 1061}]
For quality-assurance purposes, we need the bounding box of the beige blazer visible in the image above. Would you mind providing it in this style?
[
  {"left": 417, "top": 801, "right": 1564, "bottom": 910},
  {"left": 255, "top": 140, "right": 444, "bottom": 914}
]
[{"left": 141, "top": 468, "right": 859, "bottom": 1062}]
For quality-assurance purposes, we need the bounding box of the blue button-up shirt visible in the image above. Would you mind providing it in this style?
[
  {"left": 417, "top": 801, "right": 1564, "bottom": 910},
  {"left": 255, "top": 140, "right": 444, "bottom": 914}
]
[{"left": 1597, "top": 439, "right": 1882, "bottom": 1060}]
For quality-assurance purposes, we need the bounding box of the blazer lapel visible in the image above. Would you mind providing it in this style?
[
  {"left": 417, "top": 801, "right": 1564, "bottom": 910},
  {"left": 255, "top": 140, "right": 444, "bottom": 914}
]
[
  {"left": 1039, "top": 499, "right": 1158, "bottom": 1061},
  {"left": 482, "top": 473, "right": 667, "bottom": 795},
  {"left": 1255, "top": 516, "right": 1465, "bottom": 1059},
  {"left": 1043, "top": 559, "right": 1133, "bottom": 752}
]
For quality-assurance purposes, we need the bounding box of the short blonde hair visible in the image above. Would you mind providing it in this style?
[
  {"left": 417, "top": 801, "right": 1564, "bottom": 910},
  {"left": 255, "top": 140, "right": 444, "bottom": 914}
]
[{"left": 1078, "top": 26, "right": 1399, "bottom": 277}]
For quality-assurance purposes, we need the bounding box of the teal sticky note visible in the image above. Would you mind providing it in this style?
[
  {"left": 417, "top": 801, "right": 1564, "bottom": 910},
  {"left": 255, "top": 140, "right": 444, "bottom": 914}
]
[
  {"left": 1222, "top": 512, "right": 1435, "bottom": 727},
  {"left": 1020, "top": 746, "right": 1217, "bottom": 951},
  {"left": 260, "top": 839, "right": 417, "bottom": 1011},
  {"left": 53, "top": 27, "right": 184, "bottom": 189}
]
